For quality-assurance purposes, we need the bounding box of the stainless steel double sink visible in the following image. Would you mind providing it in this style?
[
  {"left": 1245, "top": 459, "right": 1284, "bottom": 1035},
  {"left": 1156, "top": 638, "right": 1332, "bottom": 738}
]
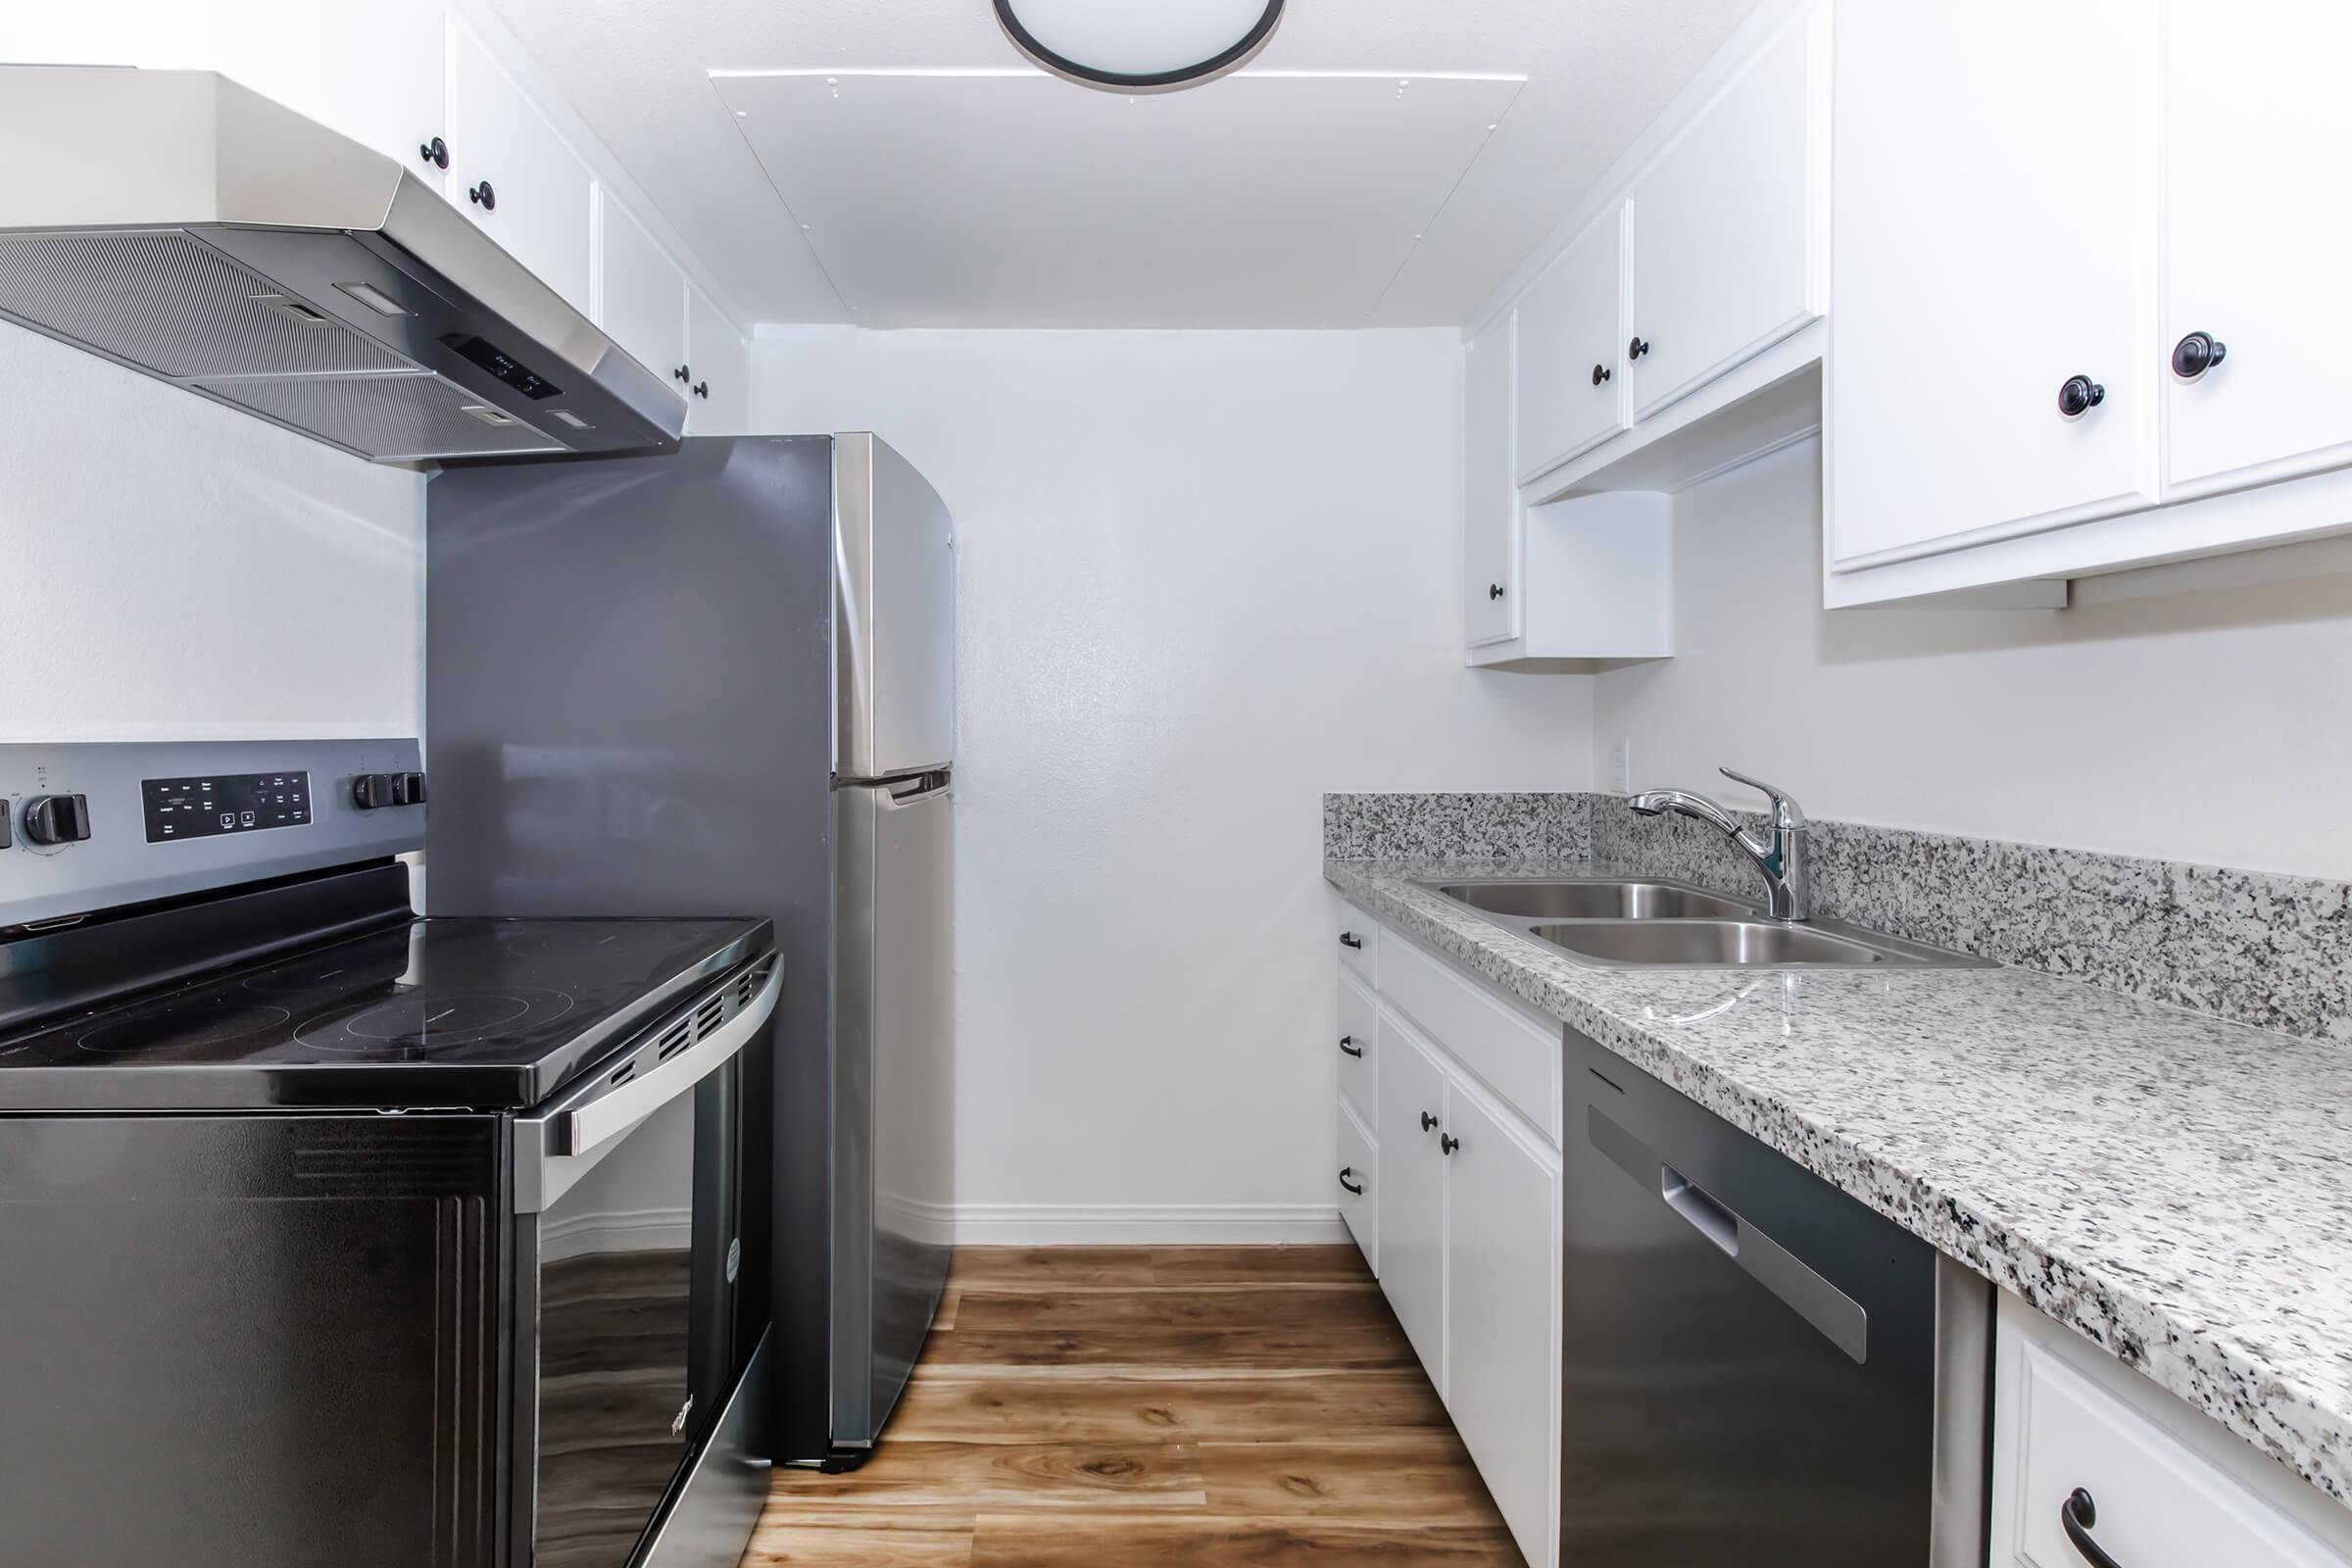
[{"left": 1420, "top": 878, "right": 1983, "bottom": 969}]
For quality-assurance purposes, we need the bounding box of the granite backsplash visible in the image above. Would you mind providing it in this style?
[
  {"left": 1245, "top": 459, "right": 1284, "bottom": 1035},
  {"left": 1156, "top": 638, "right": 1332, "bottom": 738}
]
[{"left": 1325, "top": 791, "right": 2352, "bottom": 1046}]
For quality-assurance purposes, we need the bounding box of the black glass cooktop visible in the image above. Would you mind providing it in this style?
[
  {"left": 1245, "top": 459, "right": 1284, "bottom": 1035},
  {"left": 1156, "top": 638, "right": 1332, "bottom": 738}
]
[{"left": 0, "top": 915, "right": 771, "bottom": 1111}]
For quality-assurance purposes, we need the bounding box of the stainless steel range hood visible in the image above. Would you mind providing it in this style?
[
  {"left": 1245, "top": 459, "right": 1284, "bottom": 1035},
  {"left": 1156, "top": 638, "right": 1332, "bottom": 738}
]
[{"left": 0, "top": 67, "right": 686, "bottom": 466}]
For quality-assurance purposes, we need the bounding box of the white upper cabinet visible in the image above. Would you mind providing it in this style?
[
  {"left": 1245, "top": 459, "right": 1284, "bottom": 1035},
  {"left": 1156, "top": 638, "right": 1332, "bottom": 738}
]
[
  {"left": 1463, "top": 314, "right": 1520, "bottom": 647},
  {"left": 445, "top": 13, "right": 595, "bottom": 314},
  {"left": 1514, "top": 206, "right": 1626, "bottom": 484},
  {"left": 685, "top": 285, "right": 753, "bottom": 437},
  {"left": 597, "top": 191, "right": 688, "bottom": 386},
  {"left": 1828, "top": 2, "right": 2153, "bottom": 573},
  {"left": 2161, "top": 1, "right": 2352, "bottom": 500},
  {"left": 210, "top": 1, "right": 446, "bottom": 176},
  {"left": 1625, "top": 11, "right": 1820, "bottom": 422}
]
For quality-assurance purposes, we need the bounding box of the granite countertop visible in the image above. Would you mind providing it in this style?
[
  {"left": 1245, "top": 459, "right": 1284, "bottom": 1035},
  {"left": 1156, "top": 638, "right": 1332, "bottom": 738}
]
[{"left": 1326, "top": 855, "right": 2352, "bottom": 1514}]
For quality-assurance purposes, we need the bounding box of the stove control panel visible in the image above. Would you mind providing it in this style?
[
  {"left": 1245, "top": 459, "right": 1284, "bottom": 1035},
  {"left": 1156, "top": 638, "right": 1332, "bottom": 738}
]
[
  {"left": 142, "top": 772, "right": 310, "bottom": 843},
  {"left": 0, "top": 739, "right": 422, "bottom": 931}
]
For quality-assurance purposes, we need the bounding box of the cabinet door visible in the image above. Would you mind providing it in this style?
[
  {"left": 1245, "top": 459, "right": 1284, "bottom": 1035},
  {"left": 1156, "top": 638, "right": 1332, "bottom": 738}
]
[
  {"left": 1462, "top": 314, "right": 1519, "bottom": 648},
  {"left": 1515, "top": 205, "right": 1626, "bottom": 483},
  {"left": 1374, "top": 1014, "right": 1446, "bottom": 1388},
  {"left": 1829, "top": 3, "right": 2154, "bottom": 567},
  {"left": 1336, "top": 1102, "right": 1377, "bottom": 1275},
  {"left": 686, "top": 285, "right": 752, "bottom": 436},
  {"left": 1626, "top": 11, "right": 1818, "bottom": 421},
  {"left": 597, "top": 192, "right": 687, "bottom": 386},
  {"left": 212, "top": 0, "right": 445, "bottom": 174},
  {"left": 1442, "top": 1081, "right": 1558, "bottom": 1568},
  {"left": 2162, "top": 0, "right": 2352, "bottom": 498},
  {"left": 445, "top": 14, "right": 594, "bottom": 314}
]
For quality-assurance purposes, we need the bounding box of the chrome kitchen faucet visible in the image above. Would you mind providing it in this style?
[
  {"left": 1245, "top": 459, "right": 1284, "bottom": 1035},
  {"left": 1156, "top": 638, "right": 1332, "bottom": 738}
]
[{"left": 1626, "top": 767, "right": 1810, "bottom": 921}]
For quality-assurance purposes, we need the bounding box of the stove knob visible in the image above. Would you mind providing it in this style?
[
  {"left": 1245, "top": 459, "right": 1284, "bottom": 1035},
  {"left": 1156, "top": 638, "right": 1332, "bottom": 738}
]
[
  {"left": 352, "top": 773, "right": 398, "bottom": 810},
  {"left": 392, "top": 771, "right": 428, "bottom": 807},
  {"left": 23, "top": 792, "right": 91, "bottom": 845}
]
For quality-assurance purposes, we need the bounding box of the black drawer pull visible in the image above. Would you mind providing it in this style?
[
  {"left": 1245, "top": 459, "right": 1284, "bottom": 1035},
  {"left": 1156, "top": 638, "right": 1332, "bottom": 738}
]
[
  {"left": 1339, "top": 1035, "right": 1363, "bottom": 1058},
  {"left": 1339, "top": 931, "right": 1363, "bottom": 951},
  {"left": 1339, "top": 1167, "right": 1364, "bottom": 1196},
  {"left": 1440, "top": 1133, "right": 1460, "bottom": 1155},
  {"left": 1592, "top": 362, "right": 1611, "bottom": 385},
  {"left": 2061, "top": 1487, "right": 2123, "bottom": 1568},
  {"left": 1419, "top": 1110, "right": 1439, "bottom": 1133}
]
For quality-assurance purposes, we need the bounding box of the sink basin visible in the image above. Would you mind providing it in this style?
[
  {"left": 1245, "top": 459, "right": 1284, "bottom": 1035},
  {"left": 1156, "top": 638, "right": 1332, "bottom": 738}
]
[
  {"left": 1531, "top": 919, "right": 1900, "bottom": 967},
  {"left": 1431, "top": 879, "right": 1756, "bottom": 920},
  {"left": 1415, "top": 875, "right": 1984, "bottom": 967}
]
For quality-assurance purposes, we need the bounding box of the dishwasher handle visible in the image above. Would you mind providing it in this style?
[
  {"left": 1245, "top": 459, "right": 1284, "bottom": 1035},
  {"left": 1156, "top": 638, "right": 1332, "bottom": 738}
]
[
  {"left": 1660, "top": 1164, "right": 1740, "bottom": 1257},
  {"left": 1590, "top": 1103, "right": 1870, "bottom": 1364}
]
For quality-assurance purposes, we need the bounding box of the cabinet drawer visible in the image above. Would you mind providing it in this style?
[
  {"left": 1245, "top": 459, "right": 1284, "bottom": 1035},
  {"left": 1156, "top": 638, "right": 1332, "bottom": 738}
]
[
  {"left": 1336, "top": 909, "right": 1379, "bottom": 986},
  {"left": 1378, "top": 934, "right": 1557, "bottom": 1143},
  {"left": 1993, "top": 1297, "right": 2352, "bottom": 1568},
  {"left": 1336, "top": 1100, "right": 1376, "bottom": 1275},
  {"left": 1337, "top": 969, "right": 1377, "bottom": 1126}
]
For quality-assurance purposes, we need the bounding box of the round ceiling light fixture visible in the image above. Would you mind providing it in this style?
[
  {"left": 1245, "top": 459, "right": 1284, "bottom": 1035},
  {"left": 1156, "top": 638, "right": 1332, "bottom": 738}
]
[{"left": 993, "top": 0, "right": 1286, "bottom": 93}]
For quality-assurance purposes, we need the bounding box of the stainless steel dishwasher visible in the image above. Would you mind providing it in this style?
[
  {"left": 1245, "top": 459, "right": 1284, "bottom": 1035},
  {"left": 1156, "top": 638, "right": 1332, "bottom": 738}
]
[{"left": 1560, "top": 1026, "right": 1991, "bottom": 1564}]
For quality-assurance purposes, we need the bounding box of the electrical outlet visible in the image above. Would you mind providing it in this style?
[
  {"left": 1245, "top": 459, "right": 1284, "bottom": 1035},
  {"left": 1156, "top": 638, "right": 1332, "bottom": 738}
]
[{"left": 1608, "top": 736, "right": 1633, "bottom": 795}]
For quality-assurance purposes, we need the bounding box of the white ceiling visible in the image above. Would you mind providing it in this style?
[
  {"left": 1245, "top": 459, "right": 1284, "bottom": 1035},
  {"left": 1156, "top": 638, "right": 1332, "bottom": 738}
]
[{"left": 481, "top": 0, "right": 1762, "bottom": 329}]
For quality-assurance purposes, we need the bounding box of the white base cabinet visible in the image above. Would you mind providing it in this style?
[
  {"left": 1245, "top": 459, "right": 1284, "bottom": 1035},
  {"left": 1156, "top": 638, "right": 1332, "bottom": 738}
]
[
  {"left": 1990, "top": 1292, "right": 2352, "bottom": 1568},
  {"left": 1335, "top": 905, "right": 1562, "bottom": 1568}
]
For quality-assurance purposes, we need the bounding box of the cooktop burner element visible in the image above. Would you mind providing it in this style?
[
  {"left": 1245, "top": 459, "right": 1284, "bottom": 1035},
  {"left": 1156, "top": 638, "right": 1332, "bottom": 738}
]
[
  {"left": 0, "top": 914, "right": 769, "bottom": 1111},
  {"left": 295, "top": 987, "right": 575, "bottom": 1053},
  {"left": 77, "top": 1004, "right": 293, "bottom": 1055}
]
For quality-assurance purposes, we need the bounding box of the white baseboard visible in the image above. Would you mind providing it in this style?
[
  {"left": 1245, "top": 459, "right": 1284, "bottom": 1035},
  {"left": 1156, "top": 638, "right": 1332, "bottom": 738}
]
[
  {"left": 540, "top": 1204, "right": 692, "bottom": 1263},
  {"left": 948, "top": 1203, "right": 1349, "bottom": 1247}
]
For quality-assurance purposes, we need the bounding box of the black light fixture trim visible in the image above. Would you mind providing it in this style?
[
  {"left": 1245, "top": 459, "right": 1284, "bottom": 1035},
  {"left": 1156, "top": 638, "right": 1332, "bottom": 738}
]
[{"left": 993, "top": 0, "right": 1287, "bottom": 93}]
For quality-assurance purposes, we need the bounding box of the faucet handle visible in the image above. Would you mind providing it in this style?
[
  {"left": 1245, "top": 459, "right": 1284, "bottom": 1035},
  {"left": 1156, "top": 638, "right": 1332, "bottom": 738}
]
[{"left": 1719, "top": 766, "right": 1806, "bottom": 829}]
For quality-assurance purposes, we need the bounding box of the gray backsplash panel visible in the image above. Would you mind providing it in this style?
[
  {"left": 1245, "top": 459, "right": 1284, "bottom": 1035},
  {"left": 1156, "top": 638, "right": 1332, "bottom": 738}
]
[{"left": 1332, "top": 791, "right": 2352, "bottom": 1046}]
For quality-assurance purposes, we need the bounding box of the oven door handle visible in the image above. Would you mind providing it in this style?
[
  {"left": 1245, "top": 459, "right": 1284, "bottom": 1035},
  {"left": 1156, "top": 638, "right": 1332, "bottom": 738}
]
[{"left": 564, "top": 962, "right": 782, "bottom": 1157}]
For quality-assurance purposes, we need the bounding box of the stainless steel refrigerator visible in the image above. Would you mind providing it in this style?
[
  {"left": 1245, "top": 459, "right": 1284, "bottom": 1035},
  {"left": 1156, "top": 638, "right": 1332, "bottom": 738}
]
[{"left": 423, "top": 433, "right": 955, "bottom": 1465}]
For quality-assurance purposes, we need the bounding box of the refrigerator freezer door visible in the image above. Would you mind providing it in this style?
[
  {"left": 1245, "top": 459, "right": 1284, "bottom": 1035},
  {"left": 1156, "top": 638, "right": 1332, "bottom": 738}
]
[
  {"left": 831, "top": 775, "right": 955, "bottom": 1446},
  {"left": 835, "top": 432, "right": 955, "bottom": 782}
]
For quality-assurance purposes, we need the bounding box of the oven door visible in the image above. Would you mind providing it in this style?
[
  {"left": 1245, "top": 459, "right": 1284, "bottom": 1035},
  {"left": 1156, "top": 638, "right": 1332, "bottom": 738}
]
[{"left": 512, "top": 957, "right": 779, "bottom": 1568}]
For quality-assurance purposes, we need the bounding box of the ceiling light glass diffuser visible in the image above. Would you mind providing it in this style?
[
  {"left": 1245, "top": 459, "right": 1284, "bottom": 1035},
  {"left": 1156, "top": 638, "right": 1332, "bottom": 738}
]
[{"left": 994, "top": 0, "right": 1285, "bottom": 92}]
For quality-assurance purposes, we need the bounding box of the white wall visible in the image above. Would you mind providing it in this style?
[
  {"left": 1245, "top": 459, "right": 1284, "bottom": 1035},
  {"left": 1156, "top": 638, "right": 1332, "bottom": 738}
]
[
  {"left": 0, "top": 320, "right": 423, "bottom": 742},
  {"left": 1595, "top": 436, "right": 2352, "bottom": 881},
  {"left": 756, "top": 325, "right": 1591, "bottom": 1240}
]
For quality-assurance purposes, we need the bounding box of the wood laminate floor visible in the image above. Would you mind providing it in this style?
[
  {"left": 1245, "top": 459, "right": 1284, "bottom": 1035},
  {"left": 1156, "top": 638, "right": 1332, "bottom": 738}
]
[{"left": 747, "top": 1245, "right": 1521, "bottom": 1566}]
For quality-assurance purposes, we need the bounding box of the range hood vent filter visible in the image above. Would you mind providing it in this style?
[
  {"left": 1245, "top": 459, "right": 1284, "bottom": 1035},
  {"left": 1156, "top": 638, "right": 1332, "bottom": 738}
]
[
  {"left": 196, "top": 371, "right": 566, "bottom": 462},
  {"left": 0, "top": 229, "right": 406, "bottom": 379}
]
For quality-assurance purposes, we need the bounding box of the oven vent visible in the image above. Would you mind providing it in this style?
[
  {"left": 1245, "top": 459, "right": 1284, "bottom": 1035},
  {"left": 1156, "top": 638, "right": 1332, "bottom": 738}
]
[
  {"left": 695, "top": 994, "right": 726, "bottom": 1037},
  {"left": 655, "top": 1019, "right": 693, "bottom": 1062},
  {"left": 609, "top": 1058, "right": 637, "bottom": 1087}
]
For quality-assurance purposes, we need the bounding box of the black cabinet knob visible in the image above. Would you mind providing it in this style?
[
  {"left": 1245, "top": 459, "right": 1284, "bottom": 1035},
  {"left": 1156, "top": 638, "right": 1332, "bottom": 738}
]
[
  {"left": 1339, "top": 1035, "right": 1363, "bottom": 1058},
  {"left": 467, "top": 180, "right": 496, "bottom": 211},
  {"left": 352, "top": 773, "right": 398, "bottom": 810},
  {"left": 2059, "top": 1488, "right": 2124, "bottom": 1568},
  {"left": 1419, "top": 1110, "right": 1439, "bottom": 1133},
  {"left": 1440, "top": 1133, "right": 1461, "bottom": 1155},
  {"left": 1339, "top": 1168, "right": 1364, "bottom": 1197},
  {"left": 1592, "top": 363, "right": 1611, "bottom": 385},
  {"left": 418, "top": 135, "right": 448, "bottom": 170},
  {"left": 22, "top": 793, "right": 91, "bottom": 846},
  {"left": 1628, "top": 336, "right": 1650, "bottom": 360},
  {"left": 2171, "top": 330, "right": 2227, "bottom": 381},
  {"left": 673, "top": 365, "right": 691, "bottom": 383},
  {"left": 2057, "top": 374, "right": 2106, "bottom": 418},
  {"left": 693, "top": 381, "right": 710, "bottom": 399},
  {"left": 1339, "top": 931, "right": 1363, "bottom": 951},
  {"left": 1488, "top": 582, "right": 1504, "bottom": 600}
]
